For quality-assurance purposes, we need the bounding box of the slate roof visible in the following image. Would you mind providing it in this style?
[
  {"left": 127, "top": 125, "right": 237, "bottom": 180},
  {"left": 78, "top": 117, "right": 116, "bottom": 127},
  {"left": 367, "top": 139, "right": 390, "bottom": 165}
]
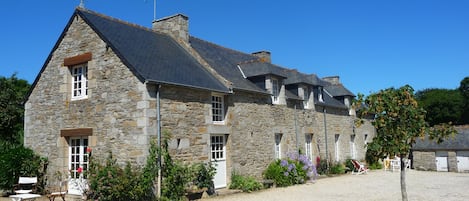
[
  {"left": 189, "top": 37, "right": 268, "bottom": 94},
  {"left": 324, "top": 84, "right": 355, "bottom": 97},
  {"left": 413, "top": 127, "right": 469, "bottom": 151},
  {"left": 237, "top": 61, "right": 288, "bottom": 78},
  {"left": 77, "top": 9, "right": 229, "bottom": 93},
  {"left": 27, "top": 8, "right": 353, "bottom": 109},
  {"left": 315, "top": 92, "right": 348, "bottom": 109},
  {"left": 284, "top": 70, "right": 314, "bottom": 85}
]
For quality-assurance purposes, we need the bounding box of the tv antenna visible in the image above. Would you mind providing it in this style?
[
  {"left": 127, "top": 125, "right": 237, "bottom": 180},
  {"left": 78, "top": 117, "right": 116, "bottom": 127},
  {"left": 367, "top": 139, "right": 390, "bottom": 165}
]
[{"left": 153, "top": 0, "right": 157, "bottom": 21}]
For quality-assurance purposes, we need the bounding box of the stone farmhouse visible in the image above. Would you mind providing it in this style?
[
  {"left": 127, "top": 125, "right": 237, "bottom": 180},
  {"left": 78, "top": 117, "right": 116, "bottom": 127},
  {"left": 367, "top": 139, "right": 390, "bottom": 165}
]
[
  {"left": 24, "top": 8, "right": 375, "bottom": 193},
  {"left": 412, "top": 125, "right": 469, "bottom": 172}
]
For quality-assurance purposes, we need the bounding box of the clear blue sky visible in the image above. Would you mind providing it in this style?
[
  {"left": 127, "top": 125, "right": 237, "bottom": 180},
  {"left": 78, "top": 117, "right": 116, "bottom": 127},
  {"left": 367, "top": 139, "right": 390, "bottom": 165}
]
[{"left": 1, "top": 0, "right": 468, "bottom": 95}]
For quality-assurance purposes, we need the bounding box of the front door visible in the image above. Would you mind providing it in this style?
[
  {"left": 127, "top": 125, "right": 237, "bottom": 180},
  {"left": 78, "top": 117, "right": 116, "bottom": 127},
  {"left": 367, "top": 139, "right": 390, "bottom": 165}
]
[
  {"left": 211, "top": 135, "right": 226, "bottom": 189},
  {"left": 435, "top": 151, "right": 448, "bottom": 172},
  {"left": 68, "top": 137, "right": 89, "bottom": 195}
]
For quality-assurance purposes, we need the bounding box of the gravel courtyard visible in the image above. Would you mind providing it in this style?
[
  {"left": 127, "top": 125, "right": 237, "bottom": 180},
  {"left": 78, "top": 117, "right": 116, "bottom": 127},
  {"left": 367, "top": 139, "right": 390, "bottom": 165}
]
[
  {"left": 208, "top": 170, "right": 469, "bottom": 201},
  {"left": 2, "top": 170, "right": 468, "bottom": 201}
]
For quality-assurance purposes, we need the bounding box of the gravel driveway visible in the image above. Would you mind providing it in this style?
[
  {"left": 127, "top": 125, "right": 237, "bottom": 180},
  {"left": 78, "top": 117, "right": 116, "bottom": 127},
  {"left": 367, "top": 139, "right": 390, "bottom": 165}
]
[
  {"left": 1, "top": 170, "right": 468, "bottom": 201},
  {"left": 207, "top": 170, "right": 469, "bottom": 201}
]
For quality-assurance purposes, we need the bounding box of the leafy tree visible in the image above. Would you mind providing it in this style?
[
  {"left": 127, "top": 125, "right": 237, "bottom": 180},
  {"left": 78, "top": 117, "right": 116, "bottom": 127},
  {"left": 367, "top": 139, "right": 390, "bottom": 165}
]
[
  {"left": 0, "top": 74, "right": 30, "bottom": 148},
  {"left": 459, "top": 76, "right": 469, "bottom": 124},
  {"left": 460, "top": 76, "right": 469, "bottom": 98},
  {"left": 415, "top": 88, "right": 464, "bottom": 126},
  {"left": 0, "top": 146, "right": 47, "bottom": 193},
  {"left": 354, "top": 85, "right": 456, "bottom": 201}
]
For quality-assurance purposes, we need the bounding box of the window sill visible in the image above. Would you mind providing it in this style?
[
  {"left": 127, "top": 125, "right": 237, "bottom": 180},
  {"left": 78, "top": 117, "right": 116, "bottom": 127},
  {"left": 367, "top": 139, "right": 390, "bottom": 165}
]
[
  {"left": 71, "top": 96, "right": 88, "bottom": 101},
  {"left": 212, "top": 121, "right": 226, "bottom": 125}
]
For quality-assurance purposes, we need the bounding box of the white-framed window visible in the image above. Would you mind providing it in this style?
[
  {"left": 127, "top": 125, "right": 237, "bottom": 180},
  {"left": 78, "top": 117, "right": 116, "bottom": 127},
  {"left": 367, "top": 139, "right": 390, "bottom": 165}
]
[
  {"left": 71, "top": 64, "right": 88, "bottom": 100},
  {"left": 364, "top": 134, "right": 369, "bottom": 145},
  {"left": 305, "top": 134, "right": 313, "bottom": 161},
  {"left": 211, "top": 135, "right": 226, "bottom": 161},
  {"left": 303, "top": 86, "right": 310, "bottom": 108},
  {"left": 272, "top": 78, "right": 280, "bottom": 103},
  {"left": 350, "top": 134, "right": 356, "bottom": 159},
  {"left": 69, "top": 137, "right": 89, "bottom": 179},
  {"left": 318, "top": 86, "right": 324, "bottom": 102},
  {"left": 212, "top": 94, "right": 225, "bottom": 123},
  {"left": 275, "top": 133, "right": 282, "bottom": 159},
  {"left": 335, "top": 134, "right": 340, "bottom": 162}
]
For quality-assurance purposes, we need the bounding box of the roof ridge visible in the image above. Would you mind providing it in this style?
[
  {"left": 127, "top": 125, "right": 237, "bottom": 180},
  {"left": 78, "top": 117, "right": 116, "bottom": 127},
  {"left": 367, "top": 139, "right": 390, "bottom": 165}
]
[
  {"left": 190, "top": 36, "right": 258, "bottom": 60},
  {"left": 237, "top": 58, "right": 264, "bottom": 65},
  {"left": 77, "top": 7, "right": 157, "bottom": 35}
]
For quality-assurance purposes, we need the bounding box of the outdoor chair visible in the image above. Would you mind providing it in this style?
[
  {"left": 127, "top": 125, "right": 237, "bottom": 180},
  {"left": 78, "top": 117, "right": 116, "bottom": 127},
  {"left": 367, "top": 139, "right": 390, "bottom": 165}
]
[
  {"left": 391, "top": 158, "right": 401, "bottom": 172},
  {"left": 14, "top": 177, "right": 38, "bottom": 194},
  {"left": 351, "top": 160, "right": 369, "bottom": 175},
  {"left": 47, "top": 180, "right": 68, "bottom": 201}
]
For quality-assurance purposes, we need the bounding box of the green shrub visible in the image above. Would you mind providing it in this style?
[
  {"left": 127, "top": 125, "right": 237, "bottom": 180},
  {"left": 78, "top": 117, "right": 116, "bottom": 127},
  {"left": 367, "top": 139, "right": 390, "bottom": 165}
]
[
  {"left": 85, "top": 133, "right": 216, "bottom": 201},
  {"left": 86, "top": 153, "right": 152, "bottom": 201},
  {"left": 191, "top": 163, "right": 216, "bottom": 194},
  {"left": 329, "top": 163, "right": 345, "bottom": 174},
  {"left": 0, "top": 146, "right": 47, "bottom": 194},
  {"left": 263, "top": 160, "right": 292, "bottom": 187},
  {"left": 316, "top": 157, "right": 329, "bottom": 175},
  {"left": 368, "top": 162, "right": 383, "bottom": 170},
  {"left": 263, "top": 153, "right": 317, "bottom": 187},
  {"left": 85, "top": 140, "right": 159, "bottom": 201},
  {"left": 345, "top": 158, "right": 355, "bottom": 172},
  {"left": 230, "top": 172, "right": 262, "bottom": 192}
]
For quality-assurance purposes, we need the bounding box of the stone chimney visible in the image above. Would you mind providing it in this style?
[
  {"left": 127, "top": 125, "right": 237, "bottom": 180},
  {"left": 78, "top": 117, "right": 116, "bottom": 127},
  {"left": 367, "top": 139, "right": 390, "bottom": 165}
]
[
  {"left": 252, "top": 51, "right": 271, "bottom": 63},
  {"left": 152, "top": 14, "right": 189, "bottom": 43},
  {"left": 323, "top": 76, "right": 340, "bottom": 85}
]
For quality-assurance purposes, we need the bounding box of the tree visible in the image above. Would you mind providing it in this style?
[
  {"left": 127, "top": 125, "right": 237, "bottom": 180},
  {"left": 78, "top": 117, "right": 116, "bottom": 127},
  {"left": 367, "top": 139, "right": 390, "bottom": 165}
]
[
  {"left": 459, "top": 76, "right": 469, "bottom": 124},
  {"left": 0, "top": 74, "right": 30, "bottom": 148},
  {"left": 354, "top": 85, "right": 455, "bottom": 201},
  {"left": 415, "top": 88, "right": 464, "bottom": 126}
]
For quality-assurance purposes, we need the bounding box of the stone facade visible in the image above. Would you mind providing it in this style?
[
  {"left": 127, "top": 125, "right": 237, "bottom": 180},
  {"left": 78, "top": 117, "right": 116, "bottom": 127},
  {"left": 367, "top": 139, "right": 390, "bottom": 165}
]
[
  {"left": 24, "top": 10, "right": 376, "bottom": 192},
  {"left": 412, "top": 151, "right": 460, "bottom": 172},
  {"left": 412, "top": 151, "right": 437, "bottom": 171},
  {"left": 25, "top": 14, "right": 154, "bottom": 181}
]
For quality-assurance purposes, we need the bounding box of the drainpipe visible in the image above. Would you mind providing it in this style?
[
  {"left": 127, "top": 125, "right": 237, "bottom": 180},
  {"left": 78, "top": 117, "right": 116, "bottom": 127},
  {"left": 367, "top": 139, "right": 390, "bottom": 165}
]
[
  {"left": 323, "top": 107, "right": 329, "bottom": 169},
  {"left": 294, "top": 105, "right": 299, "bottom": 154},
  {"left": 156, "top": 84, "right": 162, "bottom": 198}
]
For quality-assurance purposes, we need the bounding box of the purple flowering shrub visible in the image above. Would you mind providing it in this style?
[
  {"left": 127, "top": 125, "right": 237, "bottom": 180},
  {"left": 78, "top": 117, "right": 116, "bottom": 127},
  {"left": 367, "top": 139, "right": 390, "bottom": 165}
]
[{"left": 263, "top": 153, "right": 317, "bottom": 187}]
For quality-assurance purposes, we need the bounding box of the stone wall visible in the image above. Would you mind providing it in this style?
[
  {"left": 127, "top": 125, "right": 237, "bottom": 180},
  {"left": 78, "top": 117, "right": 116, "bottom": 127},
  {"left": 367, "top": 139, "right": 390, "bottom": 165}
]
[
  {"left": 412, "top": 151, "right": 436, "bottom": 171},
  {"left": 24, "top": 15, "right": 153, "bottom": 184},
  {"left": 413, "top": 151, "right": 460, "bottom": 172},
  {"left": 25, "top": 11, "right": 376, "bottom": 189}
]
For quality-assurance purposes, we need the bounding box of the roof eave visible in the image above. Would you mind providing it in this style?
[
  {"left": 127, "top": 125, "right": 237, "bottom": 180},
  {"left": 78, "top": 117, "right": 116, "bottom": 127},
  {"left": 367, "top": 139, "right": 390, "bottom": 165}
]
[{"left": 145, "top": 79, "right": 231, "bottom": 94}]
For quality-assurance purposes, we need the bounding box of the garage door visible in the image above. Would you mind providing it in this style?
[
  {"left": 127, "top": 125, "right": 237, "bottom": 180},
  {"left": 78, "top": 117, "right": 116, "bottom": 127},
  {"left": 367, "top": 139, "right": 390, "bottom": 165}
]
[
  {"left": 435, "top": 151, "right": 448, "bottom": 172},
  {"left": 457, "top": 151, "right": 469, "bottom": 173}
]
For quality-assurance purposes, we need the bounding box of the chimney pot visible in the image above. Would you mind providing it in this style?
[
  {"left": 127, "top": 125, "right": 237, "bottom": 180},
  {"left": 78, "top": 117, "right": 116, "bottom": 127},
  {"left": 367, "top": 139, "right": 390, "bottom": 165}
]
[
  {"left": 252, "top": 51, "right": 271, "bottom": 63},
  {"left": 323, "top": 76, "right": 340, "bottom": 85}
]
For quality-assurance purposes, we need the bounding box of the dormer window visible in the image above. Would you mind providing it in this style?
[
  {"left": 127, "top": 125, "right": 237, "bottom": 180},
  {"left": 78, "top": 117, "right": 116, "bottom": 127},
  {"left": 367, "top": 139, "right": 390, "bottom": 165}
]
[
  {"left": 318, "top": 86, "right": 324, "bottom": 102},
  {"left": 272, "top": 78, "right": 280, "bottom": 104},
  {"left": 303, "top": 86, "right": 310, "bottom": 108},
  {"left": 71, "top": 64, "right": 88, "bottom": 100}
]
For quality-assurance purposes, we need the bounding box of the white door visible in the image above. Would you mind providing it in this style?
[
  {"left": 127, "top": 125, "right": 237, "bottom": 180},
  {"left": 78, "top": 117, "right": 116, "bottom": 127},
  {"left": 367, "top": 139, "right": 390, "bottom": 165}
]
[
  {"left": 69, "top": 137, "right": 89, "bottom": 195},
  {"left": 457, "top": 151, "right": 469, "bottom": 173},
  {"left": 211, "top": 135, "right": 226, "bottom": 189},
  {"left": 435, "top": 151, "right": 448, "bottom": 172}
]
